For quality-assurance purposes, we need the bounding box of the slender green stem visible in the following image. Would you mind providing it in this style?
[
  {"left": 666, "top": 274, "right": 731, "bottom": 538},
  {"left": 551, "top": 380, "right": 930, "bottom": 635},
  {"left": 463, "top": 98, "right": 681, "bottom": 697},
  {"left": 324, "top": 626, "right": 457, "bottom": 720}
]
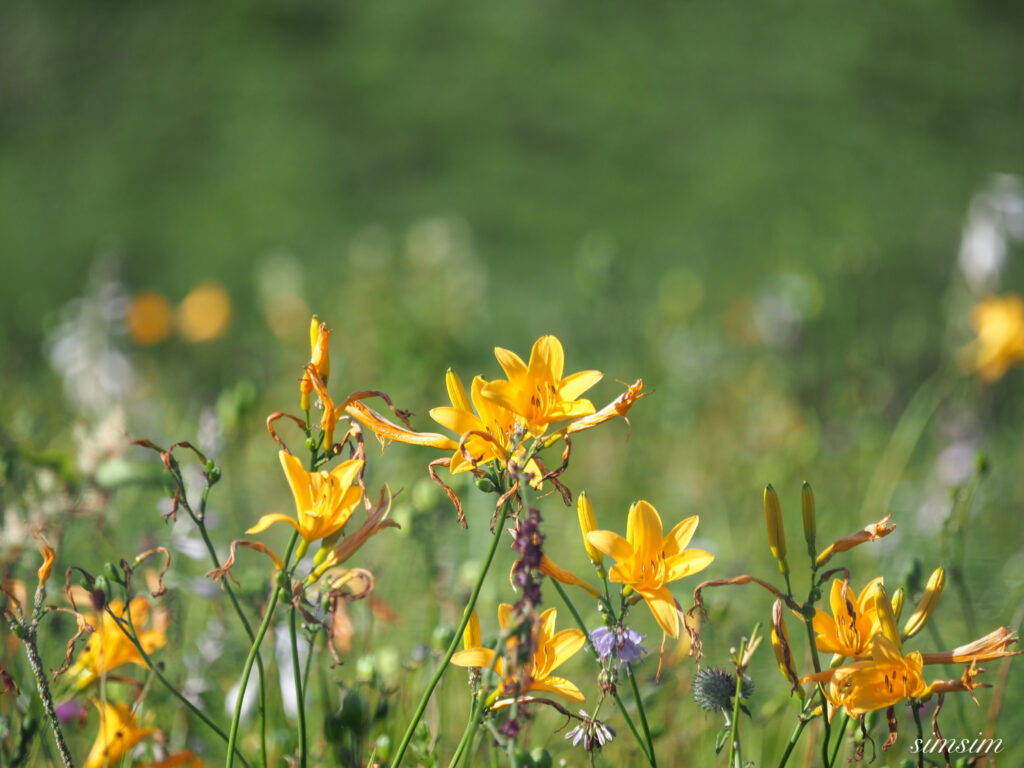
[
  {"left": 801, "top": 617, "right": 830, "bottom": 765},
  {"left": 775, "top": 713, "right": 810, "bottom": 768},
  {"left": 17, "top": 601, "right": 75, "bottom": 767},
  {"left": 628, "top": 666, "right": 658, "bottom": 768},
  {"left": 911, "top": 700, "right": 925, "bottom": 768},
  {"left": 191, "top": 478, "right": 269, "bottom": 768},
  {"left": 290, "top": 606, "right": 307, "bottom": 768},
  {"left": 391, "top": 502, "right": 512, "bottom": 768},
  {"left": 226, "top": 529, "right": 300, "bottom": 768},
  {"left": 727, "top": 667, "right": 743, "bottom": 768},
  {"left": 107, "top": 606, "right": 249, "bottom": 768},
  {"left": 449, "top": 695, "right": 486, "bottom": 768},
  {"left": 827, "top": 714, "right": 849, "bottom": 767},
  {"left": 550, "top": 580, "right": 653, "bottom": 766}
]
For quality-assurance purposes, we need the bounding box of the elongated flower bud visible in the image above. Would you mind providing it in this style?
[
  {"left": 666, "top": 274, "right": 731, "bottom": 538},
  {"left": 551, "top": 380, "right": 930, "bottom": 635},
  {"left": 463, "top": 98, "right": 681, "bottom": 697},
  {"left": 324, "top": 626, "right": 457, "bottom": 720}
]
[
  {"left": 801, "top": 481, "right": 816, "bottom": 557},
  {"left": 890, "top": 587, "right": 905, "bottom": 623},
  {"left": 464, "top": 610, "right": 481, "bottom": 650},
  {"left": 903, "top": 567, "right": 945, "bottom": 640},
  {"left": 578, "top": 492, "right": 603, "bottom": 566},
  {"left": 771, "top": 598, "right": 803, "bottom": 697},
  {"left": 301, "top": 316, "right": 331, "bottom": 411},
  {"left": 872, "top": 582, "right": 901, "bottom": 650},
  {"left": 764, "top": 484, "right": 789, "bottom": 577}
]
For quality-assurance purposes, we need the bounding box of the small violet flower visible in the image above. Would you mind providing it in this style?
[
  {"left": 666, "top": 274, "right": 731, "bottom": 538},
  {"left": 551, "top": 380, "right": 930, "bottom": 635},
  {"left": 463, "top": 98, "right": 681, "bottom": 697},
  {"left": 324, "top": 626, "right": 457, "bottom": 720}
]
[{"left": 589, "top": 626, "right": 647, "bottom": 669}]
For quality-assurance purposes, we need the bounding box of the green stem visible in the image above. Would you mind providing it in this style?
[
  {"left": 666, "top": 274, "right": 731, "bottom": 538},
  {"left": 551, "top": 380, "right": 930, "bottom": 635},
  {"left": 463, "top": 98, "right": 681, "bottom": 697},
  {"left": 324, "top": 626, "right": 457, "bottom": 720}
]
[
  {"left": 628, "top": 666, "right": 658, "bottom": 768},
  {"left": 775, "top": 713, "right": 810, "bottom": 768},
  {"left": 827, "top": 714, "right": 849, "bottom": 767},
  {"left": 391, "top": 501, "right": 512, "bottom": 768},
  {"left": 190, "top": 478, "right": 269, "bottom": 768},
  {"left": 801, "top": 615, "right": 830, "bottom": 766},
  {"left": 727, "top": 668, "right": 743, "bottom": 768},
  {"left": 290, "top": 606, "right": 307, "bottom": 768},
  {"left": 226, "top": 529, "right": 300, "bottom": 768},
  {"left": 17, "top": 610, "right": 75, "bottom": 767},
  {"left": 107, "top": 606, "right": 249, "bottom": 768},
  {"left": 550, "top": 580, "right": 653, "bottom": 766},
  {"left": 911, "top": 700, "right": 925, "bottom": 768}
]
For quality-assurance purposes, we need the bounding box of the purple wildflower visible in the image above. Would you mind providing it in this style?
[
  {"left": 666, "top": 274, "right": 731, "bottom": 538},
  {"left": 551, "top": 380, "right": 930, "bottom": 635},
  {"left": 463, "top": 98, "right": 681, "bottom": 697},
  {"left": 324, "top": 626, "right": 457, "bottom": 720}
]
[{"left": 589, "top": 626, "right": 647, "bottom": 668}]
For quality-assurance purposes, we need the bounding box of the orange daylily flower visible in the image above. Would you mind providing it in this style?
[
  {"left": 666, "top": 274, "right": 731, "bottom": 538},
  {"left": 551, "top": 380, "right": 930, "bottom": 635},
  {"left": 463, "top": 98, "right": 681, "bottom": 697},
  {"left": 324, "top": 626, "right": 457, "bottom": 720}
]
[
  {"left": 83, "top": 700, "right": 155, "bottom": 768},
  {"left": 248, "top": 451, "right": 363, "bottom": 548},
  {"left": 452, "top": 604, "right": 586, "bottom": 704},
  {"left": 68, "top": 598, "right": 167, "bottom": 689},
  {"left": 307, "top": 488, "right": 400, "bottom": 583},
  {"left": 587, "top": 501, "right": 714, "bottom": 638},
  {"left": 803, "top": 635, "right": 927, "bottom": 718},
  {"left": 811, "top": 577, "right": 889, "bottom": 658},
  {"left": 431, "top": 369, "right": 534, "bottom": 474},
  {"left": 481, "top": 335, "right": 602, "bottom": 438}
]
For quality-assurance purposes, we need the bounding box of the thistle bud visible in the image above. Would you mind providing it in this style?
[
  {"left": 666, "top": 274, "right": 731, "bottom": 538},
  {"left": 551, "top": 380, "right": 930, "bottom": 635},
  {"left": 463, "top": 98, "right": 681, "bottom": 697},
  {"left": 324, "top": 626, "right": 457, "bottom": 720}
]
[
  {"left": 577, "top": 492, "right": 603, "bottom": 566},
  {"left": 801, "top": 481, "right": 816, "bottom": 557},
  {"left": 903, "top": 567, "right": 945, "bottom": 640},
  {"left": 764, "top": 484, "right": 789, "bottom": 577}
]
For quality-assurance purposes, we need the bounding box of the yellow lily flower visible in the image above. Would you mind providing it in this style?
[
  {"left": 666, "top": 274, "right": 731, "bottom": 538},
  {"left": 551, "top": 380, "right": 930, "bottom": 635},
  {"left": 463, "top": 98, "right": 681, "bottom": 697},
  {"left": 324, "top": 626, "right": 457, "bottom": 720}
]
[
  {"left": 966, "top": 293, "right": 1024, "bottom": 382},
  {"left": 811, "top": 577, "right": 888, "bottom": 658},
  {"left": 83, "top": 700, "right": 155, "bottom": 768},
  {"left": 481, "top": 335, "right": 602, "bottom": 437},
  {"left": 586, "top": 501, "right": 714, "bottom": 639},
  {"left": 300, "top": 316, "right": 331, "bottom": 411},
  {"left": 68, "top": 598, "right": 167, "bottom": 689},
  {"left": 803, "top": 635, "right": 927, "bottom": 718},
  {"left": 430, "top": 369, "right": 539, "bottom": 475},
  {"left": 307, "top": 488, "right": 400, "bottom": 582},
  {"left": 248, "top": 451, "right": 363, "bottom": 548},
  {"left": 452, "top": 604, "right": 586, "bottom": 704}
]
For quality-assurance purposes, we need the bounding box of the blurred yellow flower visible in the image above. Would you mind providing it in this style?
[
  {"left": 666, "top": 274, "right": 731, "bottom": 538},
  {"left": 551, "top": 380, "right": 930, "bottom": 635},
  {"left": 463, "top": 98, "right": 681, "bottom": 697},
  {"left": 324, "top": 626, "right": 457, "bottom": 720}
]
[
  {"left": 481, "top": 335, "right": 601, "bottom": 437},
  {"left": 177, "top": 281, "right": 232, "bottom": 343},
  {"left": 68, "top": 598, "right": 167, "bottom": 689},
  {"left": 83, "top": 700, "right": 155, "bottom": 768},
  {"left": 966, "top": 293, "right": 1024, "bottom": 382},
  {"left": 247, "top": 451, "right": 363, "bottom": 549},
  {"left": 587, "top": 501, "right": 714, "bottom": 639},
  {"left": 452, "top": 604, "right": 586, "bottom": 704},
  {"left": 125, "top": 292, "right": 173, "bottom": 346}
]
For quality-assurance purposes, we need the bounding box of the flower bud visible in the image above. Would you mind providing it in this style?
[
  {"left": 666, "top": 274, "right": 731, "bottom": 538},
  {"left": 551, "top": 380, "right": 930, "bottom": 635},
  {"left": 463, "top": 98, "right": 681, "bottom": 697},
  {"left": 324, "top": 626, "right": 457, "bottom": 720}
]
[
  {"left": 764, "top": 484, "right": 789, "bottom": 577},
  {"left": 463, "top": 610, "right": 481, "bottom": 650},
  {"left": 890, "top": 587, "right": 905, "bottom": 623},
  {"left": 801, "top": 481, "right": 816, "bottom": 557},
  {"left": 903, "top": 567, "right": 945, "bottom": 640},
  {"left": 871, "top": 582, "right": 901, "bottom": 649},
  {"left": 577, "top": 492, "right": 603, "bottom": 566}
]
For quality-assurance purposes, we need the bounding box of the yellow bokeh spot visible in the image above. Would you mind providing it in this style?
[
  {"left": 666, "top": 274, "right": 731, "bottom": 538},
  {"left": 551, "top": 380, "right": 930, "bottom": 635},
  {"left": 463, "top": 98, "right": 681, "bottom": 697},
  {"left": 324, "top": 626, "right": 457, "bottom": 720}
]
[
  {"left": 126, "top": 292, "right": 173, "bottom": 346},
  {"left": 177, "top": 281, "right": 232, "bottom": 343}
]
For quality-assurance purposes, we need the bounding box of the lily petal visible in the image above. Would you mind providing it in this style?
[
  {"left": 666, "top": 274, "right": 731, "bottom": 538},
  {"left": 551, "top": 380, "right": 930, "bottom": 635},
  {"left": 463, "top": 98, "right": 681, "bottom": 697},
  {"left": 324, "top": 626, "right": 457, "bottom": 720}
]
[
  {"left": 279, "top": 451, "right": 313, "bottom": 519},
  {"left": 585, "top": 531, "right": 633, "bottom": 563},
  {"left": 246, "top": 513, "right": 301, "bottom": 536}
]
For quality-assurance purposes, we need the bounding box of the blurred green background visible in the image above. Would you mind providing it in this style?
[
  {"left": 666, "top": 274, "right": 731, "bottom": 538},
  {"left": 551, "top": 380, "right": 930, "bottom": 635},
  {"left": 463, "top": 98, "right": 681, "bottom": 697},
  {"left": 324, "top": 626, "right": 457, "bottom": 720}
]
[{"left": 2, "top": 2, "right": 1024, "bottom": 766}]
